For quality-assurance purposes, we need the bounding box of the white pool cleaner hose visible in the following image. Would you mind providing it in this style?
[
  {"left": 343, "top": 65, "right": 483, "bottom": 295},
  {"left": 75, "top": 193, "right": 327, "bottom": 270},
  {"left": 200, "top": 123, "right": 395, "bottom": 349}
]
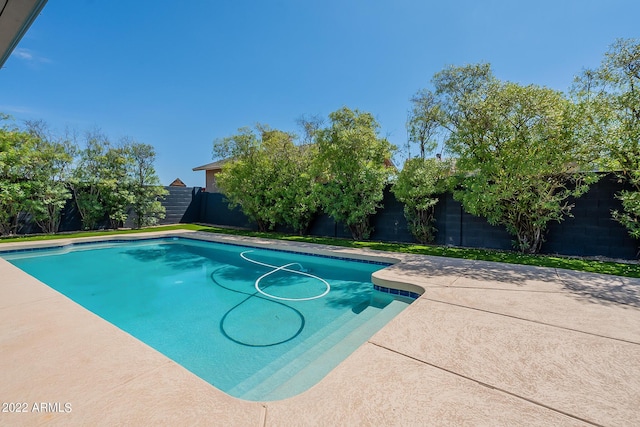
[{"left": 240, "top": 251, "right": 330, "bottom": 301}]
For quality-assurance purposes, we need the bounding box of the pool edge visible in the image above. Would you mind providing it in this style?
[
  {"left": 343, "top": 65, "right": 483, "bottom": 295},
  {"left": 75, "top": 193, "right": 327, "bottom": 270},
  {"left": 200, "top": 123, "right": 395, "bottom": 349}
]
[{"left": 0, "top": 230, "right": 426, "bottom": 407}]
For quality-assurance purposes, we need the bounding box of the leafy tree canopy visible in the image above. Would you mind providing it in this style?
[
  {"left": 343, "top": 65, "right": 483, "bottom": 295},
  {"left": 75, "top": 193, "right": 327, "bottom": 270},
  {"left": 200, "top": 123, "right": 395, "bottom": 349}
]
[
  {"left": 70, "top": 130, "right": 132, "bottom": 230},
  {"left": 574, "top": 38, "right": 640, "bottom": 240},
  {"left": 23, "top": 120, "right": 75, "bottom": 234},
  {"left": 314, "top": 107, "right": 396, "bottom": 240},
  {"left": 392, "top": 157, "right": 453, "bottom": 243},
  {"left": 214, "top": 125, "right": 299, "bottom": 232},
  {"left": 434, "top": 64, "right": 599, "bottom": 253},
  {"left": 126, "top": 140, "right": 167, "bottom": 229},
  {"left": 0, "top": 117, "right": 75, "bottom": 235},
  {"left": 407, "top": 89, "right": 446, "bottom": 159}
]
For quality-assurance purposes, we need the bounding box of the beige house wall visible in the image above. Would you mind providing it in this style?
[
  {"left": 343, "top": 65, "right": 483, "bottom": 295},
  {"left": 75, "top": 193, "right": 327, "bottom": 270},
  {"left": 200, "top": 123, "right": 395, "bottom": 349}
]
[{"left": 205, "top": 170, "right": 221, "bottom": 192}]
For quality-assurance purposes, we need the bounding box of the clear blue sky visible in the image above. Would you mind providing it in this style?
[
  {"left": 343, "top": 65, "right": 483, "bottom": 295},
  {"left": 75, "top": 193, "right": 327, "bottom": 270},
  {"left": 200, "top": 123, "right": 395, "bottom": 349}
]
[{"left": 1, "top": 0, "right": 639, "bottom": 187}]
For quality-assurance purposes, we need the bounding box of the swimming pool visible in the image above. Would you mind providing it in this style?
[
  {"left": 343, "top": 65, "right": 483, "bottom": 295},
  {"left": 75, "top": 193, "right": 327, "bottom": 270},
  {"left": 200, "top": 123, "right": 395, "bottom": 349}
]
[{"left": 1, "top": 237, "right": 413, "bottom": 401}]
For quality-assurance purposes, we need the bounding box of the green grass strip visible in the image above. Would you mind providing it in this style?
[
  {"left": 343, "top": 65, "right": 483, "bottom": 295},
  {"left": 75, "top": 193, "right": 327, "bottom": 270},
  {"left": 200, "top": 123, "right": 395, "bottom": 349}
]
[
  {"left": 0, "top": 224, "right": 205, "bottom": 242},
  {"left": 1, "top": 224, "right": 638, "bottom": 278}
]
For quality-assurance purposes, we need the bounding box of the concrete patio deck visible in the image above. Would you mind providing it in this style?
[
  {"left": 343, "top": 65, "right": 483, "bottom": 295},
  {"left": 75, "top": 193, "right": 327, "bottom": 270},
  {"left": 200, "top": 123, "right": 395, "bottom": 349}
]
[{"left": 1, "top": 231, "right": 639, "bottom": 426}]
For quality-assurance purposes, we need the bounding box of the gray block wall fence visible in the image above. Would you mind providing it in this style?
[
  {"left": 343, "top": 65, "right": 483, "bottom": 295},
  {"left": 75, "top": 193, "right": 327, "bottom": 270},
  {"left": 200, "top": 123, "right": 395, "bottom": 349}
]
[
  {"left": 24, "top": 186, "right": 203, "bottom": 233},
  {"left": 159, "top": 186, "right": 202, "bottom": 225}
]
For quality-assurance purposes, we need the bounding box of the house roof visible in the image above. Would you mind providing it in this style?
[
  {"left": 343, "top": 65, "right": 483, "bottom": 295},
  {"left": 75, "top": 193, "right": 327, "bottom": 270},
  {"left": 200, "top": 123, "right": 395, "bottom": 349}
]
[
  {"left": 0, "top": 0, "right": 49, "bottom": 68},
  {"left": 192, "top": 159, "right": 229, "bottom": 172},
  {"left": 193, "top": 156, "right": 395, "bottom": 172},
  {"left": 169, "top": 178, "right": 186, "bottom": 187},
  {"left": 383, "top": 158, "right": 397, "bottom": 170}
]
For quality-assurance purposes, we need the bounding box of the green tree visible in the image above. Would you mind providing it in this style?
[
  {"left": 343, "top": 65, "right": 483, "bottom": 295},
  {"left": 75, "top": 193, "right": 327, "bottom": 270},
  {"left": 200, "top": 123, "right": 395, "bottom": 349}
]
[
  {"left": 265, "top": 129, "right": 319, "bottom": 234},
  {"left": 23, "top": 120, "right": 75, "bottom": 234},
  {"left": 70, "top": 130, "right": 108, "bottom": 230},
  {"left": 406, "top": 89, "right": 445, "bottom": 159},
  {"left": 435, "top": 64, "right": 598, "bottom": 253},
  {"left": 0, "top": 117, "right": 74, "bottom": 235},
  {"left": 126, "top": 141, "right": 167, "bottom": 228},
  {"left": 314, "top": 107, "right": 396, "bottom": 240},
  {"left": 102, "top": 145, "right": 135, "bottom": 228},
  {"left": 213, "top": 126, "right": 280, "bottom": 231},
  {"left": 214, "top": 125, "right": 320, "bottom": 234},
  {"left": 392, "top": 158, "right": 452, "bottom": 243},
  {"left": 70, "top": 130, "right": 132, "bottom": 230},
  {"left": 393, "top": 88, "right": 451, "bottom": 243},
  {"left": 0, "top": 116, "right": 33, "bottom": 235},
  {"left": 574, "top": 38, "right": 640, "bottom": 241},
  {"left": 296, "top": 114, "right": 324, "bottom": 145}
]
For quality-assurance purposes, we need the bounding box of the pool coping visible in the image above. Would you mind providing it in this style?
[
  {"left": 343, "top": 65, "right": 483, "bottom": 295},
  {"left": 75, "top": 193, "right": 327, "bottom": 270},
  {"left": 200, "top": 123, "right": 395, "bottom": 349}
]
[{"left": 1, "top": 230, "right": 640, "bottom": 426}]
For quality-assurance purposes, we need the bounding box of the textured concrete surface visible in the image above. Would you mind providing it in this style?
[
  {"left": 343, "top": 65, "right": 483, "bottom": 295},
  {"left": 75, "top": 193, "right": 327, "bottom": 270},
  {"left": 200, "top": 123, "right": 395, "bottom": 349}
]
[{"left": 1, "top": 230, "right": 639, "bottom": 426}]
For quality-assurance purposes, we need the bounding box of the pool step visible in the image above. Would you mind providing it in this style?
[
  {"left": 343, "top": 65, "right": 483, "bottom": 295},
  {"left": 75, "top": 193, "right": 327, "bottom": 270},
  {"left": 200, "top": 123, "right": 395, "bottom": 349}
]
[
  {"left": 258, "top": 299, "right": 409, "bottom": 401},
  {"left": 228, "top": 306, "right": 373, "bottom": 398},
  {"left": 236, "top": 299, "right": 408, "bottom": 401},
  {"left": 228, "top": 292, "right": 401, "bottom": 398}
]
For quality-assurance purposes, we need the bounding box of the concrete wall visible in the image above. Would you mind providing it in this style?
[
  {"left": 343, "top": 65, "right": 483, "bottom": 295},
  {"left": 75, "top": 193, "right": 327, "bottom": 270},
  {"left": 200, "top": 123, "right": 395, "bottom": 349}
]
[
  {"left": 544, "top": 175, "right": 637, "bottom": 259},
  {"left": 198, "top": 192, "right": 255, "bottom": 229},
  {"left": 159, "top": 186, "right": 202, "bottom": 225}
]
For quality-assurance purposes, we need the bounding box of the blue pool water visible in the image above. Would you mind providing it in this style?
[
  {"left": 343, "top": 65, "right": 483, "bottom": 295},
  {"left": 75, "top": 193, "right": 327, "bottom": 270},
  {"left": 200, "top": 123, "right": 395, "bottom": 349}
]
[{"left": 2, "top": 237, "right": 412, "bottom": 400}]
